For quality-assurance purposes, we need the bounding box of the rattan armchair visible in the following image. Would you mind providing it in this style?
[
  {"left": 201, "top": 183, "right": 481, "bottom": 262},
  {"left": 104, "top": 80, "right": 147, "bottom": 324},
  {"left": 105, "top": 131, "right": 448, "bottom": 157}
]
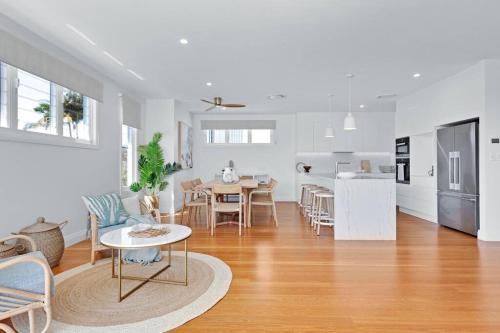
[{"left": 0, "top": 235, "right": 53, "bottom": 333}]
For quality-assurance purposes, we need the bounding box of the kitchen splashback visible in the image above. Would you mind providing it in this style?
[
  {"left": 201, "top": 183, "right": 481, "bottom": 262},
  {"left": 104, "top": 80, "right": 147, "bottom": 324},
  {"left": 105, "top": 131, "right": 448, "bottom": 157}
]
[{"left": 295, "top": 152, "right": 395, "bottom": 174}]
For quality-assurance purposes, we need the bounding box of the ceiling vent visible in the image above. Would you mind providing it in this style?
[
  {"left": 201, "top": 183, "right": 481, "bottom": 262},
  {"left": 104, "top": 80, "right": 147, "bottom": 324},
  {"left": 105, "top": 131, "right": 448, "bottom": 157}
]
[
  {"left": 376, "top": 94, "right": 398, "bottom": 100},
  {"left": 267, "top": 94, "right": 287, "bottom": 100}
]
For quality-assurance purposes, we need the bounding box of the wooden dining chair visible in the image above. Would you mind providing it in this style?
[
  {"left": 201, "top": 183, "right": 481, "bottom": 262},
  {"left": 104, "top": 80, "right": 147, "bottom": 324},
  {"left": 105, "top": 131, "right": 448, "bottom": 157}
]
[
  {"left": 248, "top": 178, "right": 278, "bottom": 227},
  {"left": 211, "top": 183, "right": 244, "bottom": 236},
  {"left": 190, "top": 178, "right": 204, "bottom": 219},
  {"left": 180, "top": 180, "right": 210, "bottom": 228}
]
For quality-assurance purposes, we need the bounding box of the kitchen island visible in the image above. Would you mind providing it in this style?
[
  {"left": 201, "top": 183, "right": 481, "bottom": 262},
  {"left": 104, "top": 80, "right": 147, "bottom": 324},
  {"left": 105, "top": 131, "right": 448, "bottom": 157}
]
[{"left": 334, "top": 177, "right": 396, "bottom": 240}]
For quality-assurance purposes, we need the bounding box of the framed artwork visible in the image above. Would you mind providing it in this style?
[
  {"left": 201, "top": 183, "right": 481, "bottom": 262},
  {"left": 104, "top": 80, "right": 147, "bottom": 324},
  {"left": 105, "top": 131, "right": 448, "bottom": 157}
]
[{"left": 178, "top": 121, "right": 193, "bottom": 168}]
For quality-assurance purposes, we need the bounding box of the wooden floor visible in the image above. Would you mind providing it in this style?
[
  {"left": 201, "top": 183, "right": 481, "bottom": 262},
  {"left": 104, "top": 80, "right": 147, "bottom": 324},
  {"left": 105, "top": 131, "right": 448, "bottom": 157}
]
[{"left": 52, "top": 203, "right": 500, "bottom": 332}]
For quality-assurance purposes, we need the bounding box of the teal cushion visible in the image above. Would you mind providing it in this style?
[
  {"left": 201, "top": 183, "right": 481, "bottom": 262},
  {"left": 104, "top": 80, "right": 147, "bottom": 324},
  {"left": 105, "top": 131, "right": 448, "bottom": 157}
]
[{"left": 82, "top": 193, "right": 129, "bottom": 228}]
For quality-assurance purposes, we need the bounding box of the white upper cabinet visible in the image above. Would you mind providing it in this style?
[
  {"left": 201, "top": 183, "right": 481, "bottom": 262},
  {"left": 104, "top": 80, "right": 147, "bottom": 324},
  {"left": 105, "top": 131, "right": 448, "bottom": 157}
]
[
  {"left": 313, "top": 121, "right": 335, "bottom": 152},
  {"left": 296, "top": 114, "right": 315, "bottom": 152},
  {"left": 296, "top": 112, "right": 395, "bottom": 153}
]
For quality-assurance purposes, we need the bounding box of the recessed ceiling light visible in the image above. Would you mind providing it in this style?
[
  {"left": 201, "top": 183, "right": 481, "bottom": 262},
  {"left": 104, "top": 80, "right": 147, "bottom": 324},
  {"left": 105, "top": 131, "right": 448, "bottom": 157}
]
[
  {"left": 179, "top": 38, "right": 189, "bottom": 45},
  {"left": 206, "top": 82, "right": 212, "bottom": 86},
  {"left": 66, "top": 24, "right": 96, "bottom": 46},
  {"left": 267, "top": 94, "right": 287, "bottom": 100},
  {"left": 359, "top": 104, "right": 365, "bottom": 109},
  {"left": 103, "top": 51, "right": 124, "bottom": 66},
  {"left": 413, "top": 73, "right": 421, "bottom": 78},
  {"left": 127, "top": 69, "right": 145, "bottom": 81}
]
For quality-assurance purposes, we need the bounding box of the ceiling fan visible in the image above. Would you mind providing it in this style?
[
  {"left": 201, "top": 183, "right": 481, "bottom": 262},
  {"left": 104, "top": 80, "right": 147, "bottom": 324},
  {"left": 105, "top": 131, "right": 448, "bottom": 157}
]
[{"left": 200, "top": 96, "right": 246, "bottom": 112}]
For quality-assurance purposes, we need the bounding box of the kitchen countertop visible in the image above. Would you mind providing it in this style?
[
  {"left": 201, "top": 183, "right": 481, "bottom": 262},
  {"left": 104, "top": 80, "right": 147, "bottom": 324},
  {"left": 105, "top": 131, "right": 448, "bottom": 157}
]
[{"left": 301, "top": 172, "right": 395, "bottom": 180}]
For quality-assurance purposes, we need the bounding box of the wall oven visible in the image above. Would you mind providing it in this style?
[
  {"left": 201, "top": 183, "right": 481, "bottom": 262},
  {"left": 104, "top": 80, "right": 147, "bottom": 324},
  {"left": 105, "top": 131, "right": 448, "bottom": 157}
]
[
  {"left": 396, "top": 136, "right": 410, "bottom": 156},
  {"left": 396, "top": 158, "right": 410, "bottom": 184}
]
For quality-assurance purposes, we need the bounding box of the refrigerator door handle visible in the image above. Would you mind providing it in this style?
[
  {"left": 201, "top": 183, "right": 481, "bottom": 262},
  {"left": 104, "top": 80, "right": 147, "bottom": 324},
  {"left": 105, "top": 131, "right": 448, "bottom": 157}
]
[
  {"left": 455, "top": 151, "right": 461, "bottom": 191},
  {"left": 448, "top": 152, "right": 455, "bottom": 190}
]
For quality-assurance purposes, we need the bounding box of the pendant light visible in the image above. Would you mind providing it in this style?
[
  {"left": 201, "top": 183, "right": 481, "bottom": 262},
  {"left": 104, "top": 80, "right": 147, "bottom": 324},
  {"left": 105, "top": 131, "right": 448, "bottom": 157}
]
[
  {"left": 324, "top": 94, "right": 335, "bottom": 138},
  {"left": 344, "top": 73, "right": 357, "bottom": 130}
]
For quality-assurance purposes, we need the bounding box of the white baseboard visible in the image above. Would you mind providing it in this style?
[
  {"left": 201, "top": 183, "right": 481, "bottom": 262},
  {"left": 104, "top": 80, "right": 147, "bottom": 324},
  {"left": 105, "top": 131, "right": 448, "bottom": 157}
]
[
  {"left": 63, "top": 228, "right": 87, "bottom": 247},
  {"left": 399, "top": 207, "right": 437, "bottom": 223}
]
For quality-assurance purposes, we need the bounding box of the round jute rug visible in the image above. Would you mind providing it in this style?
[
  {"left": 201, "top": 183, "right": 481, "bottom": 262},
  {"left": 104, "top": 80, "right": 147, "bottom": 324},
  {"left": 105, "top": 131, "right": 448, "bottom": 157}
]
[{"left": 12, "top": 251, "right": 232, "bottom": 333}]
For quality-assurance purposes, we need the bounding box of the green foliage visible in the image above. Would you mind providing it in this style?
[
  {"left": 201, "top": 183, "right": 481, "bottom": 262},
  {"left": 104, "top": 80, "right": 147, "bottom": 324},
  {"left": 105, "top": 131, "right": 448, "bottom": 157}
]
[
  {"left": 63, "top": 90, "right": 84, "bottom": 123},
  {"left": 130, "top": 132, "right": 182, "bottom": 195},
  {"left": 24, "top": 102, "right": 51, "bottom": 130}
]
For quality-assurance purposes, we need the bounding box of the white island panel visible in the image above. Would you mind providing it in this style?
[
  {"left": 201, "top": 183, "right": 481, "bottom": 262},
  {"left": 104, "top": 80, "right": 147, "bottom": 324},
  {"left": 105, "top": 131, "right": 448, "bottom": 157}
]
[{"left": 334, "top": 178, "right": 396, "bottom": 240}]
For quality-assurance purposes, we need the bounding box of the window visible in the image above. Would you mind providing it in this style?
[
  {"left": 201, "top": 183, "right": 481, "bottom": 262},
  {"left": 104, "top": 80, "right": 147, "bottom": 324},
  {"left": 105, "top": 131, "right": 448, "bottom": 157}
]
[
  {"left": 17, "top": 69, "right": 56, "bottom": 134},
  {"left": 121, "top": 125, "right": 137, "bottom": 187},
  {"left": 0, "top": 62, "right": 7, "bottom": 128},
  {"left": 205, "top": 129, "right": 273, "bottom": 144},
  {"left": 251, "top": 129, "right": 271, "bottom": 143},
  {"left": 62, "top": 88, "right": 91, "bottom": 141},
  {"left": 0, "top": 62, "right": 97, "bottom": 145}
]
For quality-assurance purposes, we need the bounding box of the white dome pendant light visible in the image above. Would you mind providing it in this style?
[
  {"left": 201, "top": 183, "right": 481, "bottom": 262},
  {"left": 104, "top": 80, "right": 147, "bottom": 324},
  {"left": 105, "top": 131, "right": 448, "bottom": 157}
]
[
  {"left": 325, "top": 94, "right": 335, "bottom": 138},
  {"left": 344, "top": 74, "right": 357, "bottom": 130}
]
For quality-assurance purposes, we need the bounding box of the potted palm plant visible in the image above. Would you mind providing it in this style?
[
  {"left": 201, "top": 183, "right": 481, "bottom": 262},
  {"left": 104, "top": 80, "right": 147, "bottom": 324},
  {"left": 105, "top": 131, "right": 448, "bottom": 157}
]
[{"left": 130, "top": 132, "right": 181, "bottom": 209}]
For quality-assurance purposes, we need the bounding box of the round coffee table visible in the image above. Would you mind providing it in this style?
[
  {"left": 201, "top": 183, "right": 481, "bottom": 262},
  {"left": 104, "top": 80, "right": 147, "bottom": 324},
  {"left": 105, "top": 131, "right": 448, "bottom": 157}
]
[{"left": 100, "top": 224, "right": 192, "bottom": 302}]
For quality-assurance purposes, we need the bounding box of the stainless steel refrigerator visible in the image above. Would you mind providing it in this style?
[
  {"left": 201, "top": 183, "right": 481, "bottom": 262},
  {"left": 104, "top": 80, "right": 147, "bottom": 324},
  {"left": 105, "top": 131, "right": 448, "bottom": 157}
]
[{"left": 437, "top": 120, "right": 479, "bottom": 236}]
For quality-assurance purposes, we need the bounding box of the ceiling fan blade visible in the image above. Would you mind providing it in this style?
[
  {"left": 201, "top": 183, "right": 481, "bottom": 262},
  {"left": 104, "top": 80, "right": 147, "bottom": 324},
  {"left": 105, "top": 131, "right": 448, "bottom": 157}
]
[
  {"left": 221, "top": 103, "right": 246, "bottom": 108},
  {"left": 201, "top": 99, "right": 215, "bottom": 105},
  {"left": 205, "top": 105, "right": 216, "bottom": 112}
]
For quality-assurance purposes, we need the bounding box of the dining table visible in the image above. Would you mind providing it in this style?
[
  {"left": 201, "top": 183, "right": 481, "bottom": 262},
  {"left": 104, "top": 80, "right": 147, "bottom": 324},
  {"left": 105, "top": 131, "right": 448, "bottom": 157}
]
[{"left": 197, "top": 179, "right": 259, "bottom": 228}]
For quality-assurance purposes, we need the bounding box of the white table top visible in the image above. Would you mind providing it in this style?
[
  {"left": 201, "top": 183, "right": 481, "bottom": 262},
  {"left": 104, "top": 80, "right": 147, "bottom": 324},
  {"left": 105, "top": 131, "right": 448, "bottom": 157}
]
[
  {"left": 199, "top": 179, "right": 259, "bottom": 189},
  {"left": 100, "top": 224, "right": 192, "bottom": 249}
]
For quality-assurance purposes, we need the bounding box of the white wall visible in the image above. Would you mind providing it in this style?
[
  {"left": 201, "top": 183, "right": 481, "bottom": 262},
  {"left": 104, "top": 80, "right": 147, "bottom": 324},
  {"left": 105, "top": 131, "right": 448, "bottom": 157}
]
[
  {"left": 396, "top": 60, "right": 500, "bottom": 241},
  {"left": 0, "top": 17, "right": 145, "bottom": 245},
  {"left": 192, "top": 113, "right": 296, "bottom": 201},
  {"left": 482, "top": 60, "right": 500, "bottom": 241},
  {"left": 143, "top": 99, "right": 193, "bottom": 218},
  {"left": 396, "top": 62, "right": 485, "bottom": 138}
]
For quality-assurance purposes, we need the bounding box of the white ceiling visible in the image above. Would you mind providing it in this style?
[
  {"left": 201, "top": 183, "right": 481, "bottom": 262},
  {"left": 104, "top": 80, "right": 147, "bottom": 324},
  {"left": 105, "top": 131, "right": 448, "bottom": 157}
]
[{"left": 1, "top": 0, "right": 500, "bottom": 114}]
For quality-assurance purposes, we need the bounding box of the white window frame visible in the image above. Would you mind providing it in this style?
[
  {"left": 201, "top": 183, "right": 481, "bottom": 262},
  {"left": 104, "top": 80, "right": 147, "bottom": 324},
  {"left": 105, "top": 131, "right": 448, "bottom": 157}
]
[
  {"left": 121, "top": 125, "right": 138, "bottom": 193},
  {"left": 0, "top": 62, "right": 99, "bottom": 149},
  {"left": 204, "top": 129, "right": 275, "bottom": 146}
]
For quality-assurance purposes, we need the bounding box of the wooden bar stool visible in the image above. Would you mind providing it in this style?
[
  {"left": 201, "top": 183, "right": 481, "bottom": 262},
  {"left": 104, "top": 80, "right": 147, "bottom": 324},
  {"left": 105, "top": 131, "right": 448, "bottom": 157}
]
[
  {"left": 299, "top": 183, "right": 316, "bottom": 214},
  {"left": 307, "top": 188, "right": 329, "bottom": 226},
  {"left": 301, "top": 185, "right": 319, "bottom": 216},
  {"left": 312, "top": 192, "right": 335, "bottom": 235}
]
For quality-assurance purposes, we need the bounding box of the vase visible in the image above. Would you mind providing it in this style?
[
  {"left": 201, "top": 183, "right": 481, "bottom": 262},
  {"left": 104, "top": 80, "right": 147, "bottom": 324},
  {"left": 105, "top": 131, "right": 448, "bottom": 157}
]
[{"left": 144, "top": 195, "right": 160, "bottom": 210}]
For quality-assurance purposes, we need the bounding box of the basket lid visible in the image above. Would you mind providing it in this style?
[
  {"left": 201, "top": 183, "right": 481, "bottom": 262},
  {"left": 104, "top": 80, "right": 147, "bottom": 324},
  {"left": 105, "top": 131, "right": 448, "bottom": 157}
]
[
  {"left": 0, "top": 242, "right": 15, "bottom": 252},
  {"left": 19, "top": 217, "right": 60, "bottom": 233}
]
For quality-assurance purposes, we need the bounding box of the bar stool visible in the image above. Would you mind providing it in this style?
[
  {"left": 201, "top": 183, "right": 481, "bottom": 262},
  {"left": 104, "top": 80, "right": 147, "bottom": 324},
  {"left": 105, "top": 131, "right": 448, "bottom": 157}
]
[
  {"left": 299, "top": 184, "right": 315, "bottom": 208},
  {"left": 307, "top": 188, "right": 329, "bottom": 225},
  {"left": 312, "top": 192, "right": 335, "bottom": 235},
  {"left": 301, "top": 185, "right": 319, "bottom": 216}
]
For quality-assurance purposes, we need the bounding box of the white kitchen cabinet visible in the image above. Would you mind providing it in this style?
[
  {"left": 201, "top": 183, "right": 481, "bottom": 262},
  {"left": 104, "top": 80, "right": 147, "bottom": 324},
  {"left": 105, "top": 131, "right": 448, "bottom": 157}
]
[
  {"left": 296, "top": 115, "right": 315, "bottom": 152},
  {"left": 296, "top": 112, "right": 394, "bottom": 153},
  {"left": 396, "top": 176, "right": 437, "bottom": 222},
  {"left": 361, "top": 112, "right": 394, "bottom": 153},
  {"left": 313, "top": 121, "right": 334, "bottom": 152}
]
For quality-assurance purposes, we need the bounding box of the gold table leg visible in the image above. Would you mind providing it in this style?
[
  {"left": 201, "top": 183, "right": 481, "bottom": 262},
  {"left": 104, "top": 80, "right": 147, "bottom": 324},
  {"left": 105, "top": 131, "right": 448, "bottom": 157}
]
[{"left": 112, "top": 241, "right": 189, "bottom": 302}]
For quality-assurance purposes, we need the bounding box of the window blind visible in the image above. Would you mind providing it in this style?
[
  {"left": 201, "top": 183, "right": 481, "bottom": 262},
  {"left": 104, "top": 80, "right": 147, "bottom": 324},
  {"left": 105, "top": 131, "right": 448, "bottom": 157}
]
[
  {"left": 0, "top": 28, "right": 104, "bottom": 102},
  {"left": 122, "top": 95, "right": 141, "bottom": 129},
  {"left": 200, "top": 120, "right": 276, "bottom": 130}
]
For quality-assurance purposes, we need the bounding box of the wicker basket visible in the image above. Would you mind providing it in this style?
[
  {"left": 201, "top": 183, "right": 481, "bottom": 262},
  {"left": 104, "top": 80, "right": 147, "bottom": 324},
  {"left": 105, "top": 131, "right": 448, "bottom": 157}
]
[
  {"left": 0, "top": 242, "right": 18, "bottom": 259},
  {"left": 15, "top": 217, "right": 68, "bottom": 267}
]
